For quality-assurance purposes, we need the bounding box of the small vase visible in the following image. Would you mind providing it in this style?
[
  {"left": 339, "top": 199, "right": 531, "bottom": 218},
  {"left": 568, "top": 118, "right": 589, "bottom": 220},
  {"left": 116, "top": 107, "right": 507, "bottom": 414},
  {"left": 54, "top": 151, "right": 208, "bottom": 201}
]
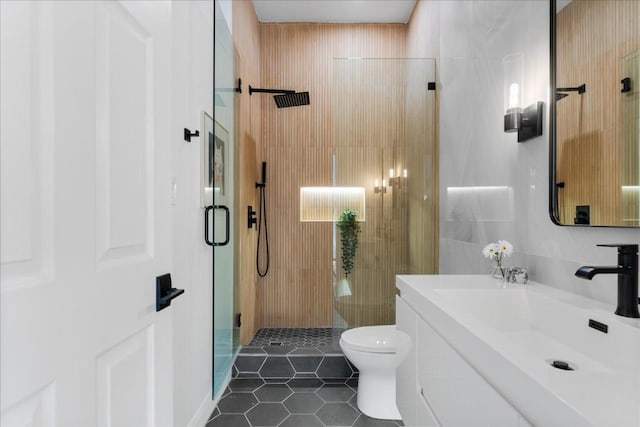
[{"left": 491, "top": 255, "right": 505, "bottom": 279}]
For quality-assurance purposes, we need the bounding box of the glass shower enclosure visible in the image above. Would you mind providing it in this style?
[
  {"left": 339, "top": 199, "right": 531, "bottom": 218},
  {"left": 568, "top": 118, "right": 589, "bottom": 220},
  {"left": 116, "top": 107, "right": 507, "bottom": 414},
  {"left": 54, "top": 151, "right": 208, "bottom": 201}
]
[
  {"left": 332, "top": 58, "right": 438, "bottom": 328},
  {"left": 212, "top": 0, "right": 239, "bottom": 398}
]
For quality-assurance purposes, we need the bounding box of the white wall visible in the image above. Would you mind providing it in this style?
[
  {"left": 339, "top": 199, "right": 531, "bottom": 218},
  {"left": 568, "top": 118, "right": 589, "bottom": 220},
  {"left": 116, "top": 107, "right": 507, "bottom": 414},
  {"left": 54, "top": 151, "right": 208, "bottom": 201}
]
[
  {"left": 412, "top": 1, "right": 640, "bottom": 306},
  {"left": 171, "top": 1, "right": 216, "bottom": 426}
]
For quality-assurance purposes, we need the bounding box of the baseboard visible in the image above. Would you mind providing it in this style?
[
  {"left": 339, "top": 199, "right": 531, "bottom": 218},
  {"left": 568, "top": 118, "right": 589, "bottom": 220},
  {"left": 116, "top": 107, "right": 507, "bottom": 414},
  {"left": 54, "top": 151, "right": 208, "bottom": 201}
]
[{"left": 186, "top": 370, "right": 231, "bottom": 427}]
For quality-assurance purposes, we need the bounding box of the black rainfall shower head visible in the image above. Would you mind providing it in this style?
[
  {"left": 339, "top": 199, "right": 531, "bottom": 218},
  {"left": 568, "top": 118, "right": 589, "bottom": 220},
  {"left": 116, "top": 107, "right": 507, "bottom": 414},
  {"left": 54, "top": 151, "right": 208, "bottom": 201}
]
[
  {"left": 248, "top": 85, "right": 310, "bottom": 108},
  {"left": 274, "top": 91, "right": 310, "bottom": 108}
]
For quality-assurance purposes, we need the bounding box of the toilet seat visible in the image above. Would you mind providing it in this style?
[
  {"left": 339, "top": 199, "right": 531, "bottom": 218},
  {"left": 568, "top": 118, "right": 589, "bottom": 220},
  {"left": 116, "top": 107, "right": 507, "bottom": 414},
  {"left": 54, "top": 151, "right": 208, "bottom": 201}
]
[{"left": 340, "top": 325, "right": 408, "bottom": 354}]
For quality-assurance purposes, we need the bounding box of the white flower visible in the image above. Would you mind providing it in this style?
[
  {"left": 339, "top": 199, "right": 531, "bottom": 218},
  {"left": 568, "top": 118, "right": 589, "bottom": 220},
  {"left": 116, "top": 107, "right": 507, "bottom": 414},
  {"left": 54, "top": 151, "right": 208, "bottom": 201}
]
[
  {"left": 482, "top": 240, "right": 514, "bottom": 259},
  {"left": 498, "top": 240, "right": 514, "bottom": 257},
  {"left": 482, "top": 243, "right": 499, "bottom": 259}
]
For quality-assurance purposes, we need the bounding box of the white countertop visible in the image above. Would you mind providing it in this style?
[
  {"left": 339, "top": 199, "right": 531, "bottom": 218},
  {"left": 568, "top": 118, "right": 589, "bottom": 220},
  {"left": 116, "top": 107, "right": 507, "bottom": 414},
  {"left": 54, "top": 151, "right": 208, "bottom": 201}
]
[{"left": 397, "top": 274, "right": 640, "bottom": 427}]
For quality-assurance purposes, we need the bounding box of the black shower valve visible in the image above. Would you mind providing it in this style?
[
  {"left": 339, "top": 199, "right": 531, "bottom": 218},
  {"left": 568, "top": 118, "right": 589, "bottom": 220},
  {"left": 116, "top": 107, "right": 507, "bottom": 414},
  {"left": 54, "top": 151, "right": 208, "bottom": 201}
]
[{"left": 248, "top": 206, "right": 257, "bottom": 229}]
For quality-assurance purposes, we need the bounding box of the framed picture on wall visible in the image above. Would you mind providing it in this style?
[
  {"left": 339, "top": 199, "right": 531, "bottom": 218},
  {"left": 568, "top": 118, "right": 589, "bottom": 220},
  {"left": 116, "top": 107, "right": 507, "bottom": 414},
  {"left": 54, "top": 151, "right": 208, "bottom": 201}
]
[{"left": 201, "top": 112, "right": 226, "bottom": 207}]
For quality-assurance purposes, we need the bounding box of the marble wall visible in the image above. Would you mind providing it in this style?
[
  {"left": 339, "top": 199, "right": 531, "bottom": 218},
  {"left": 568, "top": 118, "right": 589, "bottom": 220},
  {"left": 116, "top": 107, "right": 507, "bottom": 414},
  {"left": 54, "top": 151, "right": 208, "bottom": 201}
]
[{"left": 409, "top": 0, "right": 640, "bottom": 307}]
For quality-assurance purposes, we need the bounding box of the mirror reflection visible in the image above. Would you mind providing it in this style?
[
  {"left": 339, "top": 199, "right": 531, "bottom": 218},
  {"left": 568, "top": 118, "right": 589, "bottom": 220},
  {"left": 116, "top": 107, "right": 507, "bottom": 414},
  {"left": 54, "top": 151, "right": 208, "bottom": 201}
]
[{"left": 552, "top": 0, "right": 639, "bottom": 226}]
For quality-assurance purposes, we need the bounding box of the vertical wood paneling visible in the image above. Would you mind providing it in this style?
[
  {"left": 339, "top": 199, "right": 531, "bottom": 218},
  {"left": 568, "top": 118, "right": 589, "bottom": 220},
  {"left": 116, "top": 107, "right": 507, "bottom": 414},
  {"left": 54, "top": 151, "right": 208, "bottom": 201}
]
[
  {"left": 233, "top": 0, "right": 261, "bottom": 344},
  {"left": 556, "top": 0, "right": 640, "bottom": 225},
  {"left": 259, "top": 24, "right": 407, "bottom": 328}
]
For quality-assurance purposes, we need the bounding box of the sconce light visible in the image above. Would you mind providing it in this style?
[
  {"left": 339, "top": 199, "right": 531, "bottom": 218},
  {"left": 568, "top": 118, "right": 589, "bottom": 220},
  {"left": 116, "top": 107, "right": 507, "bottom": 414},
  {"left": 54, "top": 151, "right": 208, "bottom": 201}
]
[
  {"left": 503, "top": 53, "right": 543, "bottom": 143},
  {"left": 374, "top": 179, "right": 387, "bottom": 194},
  {"left": 388, "top": 169, "right": 398, "bottom": 187},
  {"left": 387, "top": 168, "right": 408, "bottom": 187}
]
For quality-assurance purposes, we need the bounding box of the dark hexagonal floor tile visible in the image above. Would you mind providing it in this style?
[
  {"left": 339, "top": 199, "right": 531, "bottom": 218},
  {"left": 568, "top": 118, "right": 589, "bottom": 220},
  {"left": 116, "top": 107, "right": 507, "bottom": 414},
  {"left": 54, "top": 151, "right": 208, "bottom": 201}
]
[
  {"left": 235, "top": 355, "right": 266, "bottom": 373},
  {"left": 317, "top": 345, "right": 343, "bottom": 355},
  {"left": 228, "top": 378, "right": 265, "bottom": 392},
  {"left": 240, "top": 346, "right": 266, "bottom": 355},
  {"left": 317, "top": 356, "right": 353, "bottom": 379},
  {"left": 317, "top": 383, "right": 355, "bottom": 402},
  {"left": 316, "top": 402, "right": 359, "bottom": 426},
  {"left": 348, "top": 393, "right": 358, "bottom": 409},
  {"left": 246, "top": 402, "right": 289, "bottom": 426},
  {"left": 207, "top": 407, "right": 220, "bottom": 420},
  {"left": 283, "top": 392, "right": 324, "bottom": 414},
  {"left": 259, "top": 357, "right": 294, "bottom": 378},
  {"left": 217, "top": 393, "right": 258, "bottom": 414},
  {"left": 289, "top": 348, "right": 323, "bottom": 355},
  {"left": 279, "top": 414, "right": 324, "bottom": 427},
  {"left": 205, "top": 414, "right": 250, "bottom": 427},
  {"left": 288, "top": 356, "right": 323, "bottom": 373},
  {"left": 287, "top": 378, "right": 323, "bottom": 392},
  {"left": 254, "top": 383, "right": 292, "bottom": 402},
  {"left": 353, "top": 414, "right": 400, "bottom": 427},
  {"left": 263, "top": 345, "right": 295, "bottom": 355},
  {"left": 394, "top": 420, "right": 405, "bottom": 426}
]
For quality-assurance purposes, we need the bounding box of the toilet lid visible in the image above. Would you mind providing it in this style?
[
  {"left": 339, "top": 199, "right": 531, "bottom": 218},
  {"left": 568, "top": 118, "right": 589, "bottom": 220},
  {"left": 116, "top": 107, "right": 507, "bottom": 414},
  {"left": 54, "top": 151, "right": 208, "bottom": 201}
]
[{"left": 340, "top": 325, "right": 409, "bottom": 354}]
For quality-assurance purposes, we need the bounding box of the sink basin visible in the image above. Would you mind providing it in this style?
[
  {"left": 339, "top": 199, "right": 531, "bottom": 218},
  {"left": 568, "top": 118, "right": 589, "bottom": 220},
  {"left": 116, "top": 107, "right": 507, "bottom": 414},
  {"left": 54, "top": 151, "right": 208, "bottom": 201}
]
[{"left": 397, "top": 275, "right": 640, "bottom": 427}]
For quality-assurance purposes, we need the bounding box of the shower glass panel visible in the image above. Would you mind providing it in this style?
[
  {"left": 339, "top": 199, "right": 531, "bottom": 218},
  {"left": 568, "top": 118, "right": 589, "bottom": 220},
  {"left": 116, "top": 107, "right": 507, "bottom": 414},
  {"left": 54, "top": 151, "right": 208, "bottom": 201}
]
[
  {"left": 332, "top": 58, "right": 437, "bottom": 328},
  {"left": 621, "top": 49, "right": 640, "bottom": 226},
  {"left": 212, "top": 0, "right": 239, "bottom": 397}
]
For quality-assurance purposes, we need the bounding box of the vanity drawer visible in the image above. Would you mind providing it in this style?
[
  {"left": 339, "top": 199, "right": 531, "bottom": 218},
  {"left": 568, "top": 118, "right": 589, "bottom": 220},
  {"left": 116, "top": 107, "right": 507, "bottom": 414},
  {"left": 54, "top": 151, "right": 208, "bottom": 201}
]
[{"left": 416, "top": 316, "right": 522, "bottom": 426}]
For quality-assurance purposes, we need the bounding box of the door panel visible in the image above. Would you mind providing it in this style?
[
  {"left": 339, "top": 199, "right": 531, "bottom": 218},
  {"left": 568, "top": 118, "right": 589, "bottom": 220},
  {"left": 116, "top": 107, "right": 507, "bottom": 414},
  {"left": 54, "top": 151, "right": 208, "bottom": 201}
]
[
  {"left": 95, "top": 1, "right": 155, "bottom": 266},
  {"left": 0, "top": 0, "right": 54, "bottom": 290},
  {"left": 1, "top": 1, "right": 173, "bottom": 425}
]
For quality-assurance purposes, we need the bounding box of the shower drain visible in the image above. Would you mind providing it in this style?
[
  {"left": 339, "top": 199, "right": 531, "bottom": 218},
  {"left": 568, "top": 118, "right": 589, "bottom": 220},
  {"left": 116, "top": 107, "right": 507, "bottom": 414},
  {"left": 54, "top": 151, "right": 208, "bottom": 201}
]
[{"left": 547, "top": 359, "right": 576, "bottom": 371}]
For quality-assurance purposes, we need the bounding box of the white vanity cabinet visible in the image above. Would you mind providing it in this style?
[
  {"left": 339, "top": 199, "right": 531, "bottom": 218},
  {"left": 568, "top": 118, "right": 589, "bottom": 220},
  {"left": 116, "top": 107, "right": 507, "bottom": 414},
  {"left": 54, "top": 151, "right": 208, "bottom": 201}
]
[
  {"left": 396, "top": 295, "right": 531, "bottom": 427},
  {"left": 396, "top": 296, "right": 440, "bottom": 426}
]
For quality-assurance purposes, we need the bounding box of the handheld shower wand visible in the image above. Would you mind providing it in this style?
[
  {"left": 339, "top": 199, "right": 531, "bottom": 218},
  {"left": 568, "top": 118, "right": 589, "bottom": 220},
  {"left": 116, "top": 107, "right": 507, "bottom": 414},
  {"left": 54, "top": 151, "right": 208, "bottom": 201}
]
[{"left": 256, "top": 162, "right": 270, "bottom": 277}]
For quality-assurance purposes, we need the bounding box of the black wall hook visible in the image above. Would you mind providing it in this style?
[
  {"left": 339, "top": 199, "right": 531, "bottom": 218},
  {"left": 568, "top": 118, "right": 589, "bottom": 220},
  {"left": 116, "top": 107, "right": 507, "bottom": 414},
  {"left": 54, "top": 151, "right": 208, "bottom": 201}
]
[
  {"left": 621, "top": 77, "right": 632, "bottom": 93},
  {"left": 184, "top": 128, "right": 199, "bottom": 142}
]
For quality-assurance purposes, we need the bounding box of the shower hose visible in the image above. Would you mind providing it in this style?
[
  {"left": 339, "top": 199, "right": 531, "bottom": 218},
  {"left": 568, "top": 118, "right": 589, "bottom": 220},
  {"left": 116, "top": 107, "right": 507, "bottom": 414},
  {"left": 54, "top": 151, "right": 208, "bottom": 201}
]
[{"left": 256, "top": 184, "right": 270, "bottom": 277}]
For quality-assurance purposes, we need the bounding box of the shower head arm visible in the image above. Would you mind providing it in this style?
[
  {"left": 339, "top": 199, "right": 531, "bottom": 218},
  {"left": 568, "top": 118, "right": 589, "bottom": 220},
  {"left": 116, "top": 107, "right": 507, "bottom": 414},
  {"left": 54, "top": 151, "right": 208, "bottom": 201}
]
[
  {"left": 248, "top": 85, "right": 295, "bottom": 96},
  {"left": 556, "top": 84, "right": 586, "bottom": 94}
]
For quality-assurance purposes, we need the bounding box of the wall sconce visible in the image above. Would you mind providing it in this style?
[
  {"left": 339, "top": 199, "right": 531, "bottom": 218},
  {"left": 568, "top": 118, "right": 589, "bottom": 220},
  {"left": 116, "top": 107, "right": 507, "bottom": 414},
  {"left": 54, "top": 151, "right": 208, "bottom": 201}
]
[
  {"left": 374, "top": 179, "right": 387, "bottom": 194},
  {"left": 387, "top": 168, "right": 408, "bottom": 187},
  {"left": 503, "top": 53, "right": 543, "bottom": 143}
]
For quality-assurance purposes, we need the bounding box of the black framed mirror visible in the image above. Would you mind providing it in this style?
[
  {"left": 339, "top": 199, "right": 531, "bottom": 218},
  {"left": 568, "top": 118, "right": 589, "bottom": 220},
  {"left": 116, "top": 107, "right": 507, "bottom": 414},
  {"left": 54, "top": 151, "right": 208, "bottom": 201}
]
[{"left": 550, "top": 0, "right": 639, "bottom": 227}]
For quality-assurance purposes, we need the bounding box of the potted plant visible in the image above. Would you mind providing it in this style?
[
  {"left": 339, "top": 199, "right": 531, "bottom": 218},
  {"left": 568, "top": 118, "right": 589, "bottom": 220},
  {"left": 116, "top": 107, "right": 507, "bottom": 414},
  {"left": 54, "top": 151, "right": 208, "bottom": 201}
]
[{"left": 337, "top": 208, "right": 361, "bottom": 278}]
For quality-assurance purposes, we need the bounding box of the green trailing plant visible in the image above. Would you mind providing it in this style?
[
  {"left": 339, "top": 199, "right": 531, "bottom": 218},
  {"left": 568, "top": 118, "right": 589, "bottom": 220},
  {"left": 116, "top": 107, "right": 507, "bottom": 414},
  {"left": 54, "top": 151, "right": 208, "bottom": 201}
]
[{"left": 336, "top": 208, "right": 361, "bottom": 278}]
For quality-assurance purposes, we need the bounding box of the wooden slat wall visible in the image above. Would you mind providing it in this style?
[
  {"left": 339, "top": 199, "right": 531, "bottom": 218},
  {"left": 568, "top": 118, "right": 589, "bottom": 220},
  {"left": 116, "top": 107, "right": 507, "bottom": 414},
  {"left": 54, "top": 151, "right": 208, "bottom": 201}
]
[
  {"left": 232, "top": 0, "right": 261, "bottom": 344},
  {"left": 556, "top": 0, "right": 640, "bottom": 226},
  {"left": 259, "top": 24, "right": 407, "bottom": 327}
]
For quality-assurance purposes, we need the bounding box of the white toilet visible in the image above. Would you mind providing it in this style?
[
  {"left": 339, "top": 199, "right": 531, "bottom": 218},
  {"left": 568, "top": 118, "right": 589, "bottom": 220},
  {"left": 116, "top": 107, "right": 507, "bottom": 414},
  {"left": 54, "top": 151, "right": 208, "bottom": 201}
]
[{"left": 339, "top": 325, "right": 411, "bottom": 420}]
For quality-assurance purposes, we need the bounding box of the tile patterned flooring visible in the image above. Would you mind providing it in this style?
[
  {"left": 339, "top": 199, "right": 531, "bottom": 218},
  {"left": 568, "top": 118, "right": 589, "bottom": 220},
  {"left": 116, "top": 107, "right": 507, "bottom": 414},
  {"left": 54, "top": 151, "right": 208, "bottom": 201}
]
[
  {"left": 207, "top": 328, "right": 404, "bottom": 427},
  {"left": 206, "top": 377, "right": 404, "bottom": 427},
  {"left": 249, "top": 328, "right": 345, "bottom": 349}
]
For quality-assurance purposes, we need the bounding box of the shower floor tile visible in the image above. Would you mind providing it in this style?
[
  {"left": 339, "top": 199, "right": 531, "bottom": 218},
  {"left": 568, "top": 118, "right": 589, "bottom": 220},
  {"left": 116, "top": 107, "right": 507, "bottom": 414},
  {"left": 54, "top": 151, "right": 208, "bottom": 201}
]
[
  {"left": 206, "top": 377, "right": 404, "bottom": 427},
  {"left": 249, "top": 328, "right": 345, "bottom": 350}
]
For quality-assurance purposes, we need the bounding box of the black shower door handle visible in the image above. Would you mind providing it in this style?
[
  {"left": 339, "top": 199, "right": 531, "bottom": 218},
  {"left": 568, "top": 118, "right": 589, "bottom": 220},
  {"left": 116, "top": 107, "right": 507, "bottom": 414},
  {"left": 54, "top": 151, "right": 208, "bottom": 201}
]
[{"left": 204, "top": 205, "right": 230, "bottom": 247}]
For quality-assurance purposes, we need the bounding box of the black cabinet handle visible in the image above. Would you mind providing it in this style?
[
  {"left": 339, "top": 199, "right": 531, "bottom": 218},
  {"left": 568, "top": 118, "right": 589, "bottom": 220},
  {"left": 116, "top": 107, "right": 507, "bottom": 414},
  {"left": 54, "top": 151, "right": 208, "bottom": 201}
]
[{"left": 204, "top": 205, "right": 230, "bottom": 247}]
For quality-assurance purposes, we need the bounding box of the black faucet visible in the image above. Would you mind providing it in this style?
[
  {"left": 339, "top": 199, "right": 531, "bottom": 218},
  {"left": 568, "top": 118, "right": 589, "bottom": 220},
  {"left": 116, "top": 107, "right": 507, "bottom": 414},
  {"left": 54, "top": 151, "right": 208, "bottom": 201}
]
[{"left": 575, "top": 244, "right": 639, "bottom": 318}]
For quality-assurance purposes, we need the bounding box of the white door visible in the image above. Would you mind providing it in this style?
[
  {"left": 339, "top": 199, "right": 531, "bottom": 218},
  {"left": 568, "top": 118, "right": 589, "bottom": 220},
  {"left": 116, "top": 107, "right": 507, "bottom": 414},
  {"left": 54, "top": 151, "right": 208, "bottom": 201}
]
[{"left": 1, "top": 1, "right": 174, "bottom": 426}]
